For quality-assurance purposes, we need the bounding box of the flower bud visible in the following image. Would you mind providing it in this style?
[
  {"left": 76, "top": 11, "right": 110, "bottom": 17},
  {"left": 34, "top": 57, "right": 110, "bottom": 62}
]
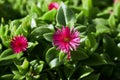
[{"left": 48, "top": 2, "right": 59, "bottom": 10}]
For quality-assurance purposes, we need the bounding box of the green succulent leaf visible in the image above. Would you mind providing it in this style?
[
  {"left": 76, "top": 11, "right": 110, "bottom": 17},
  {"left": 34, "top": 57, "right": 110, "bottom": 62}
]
[
  {"left": 103, "top": 35, "right": 120, "bottom": 61},
  {"left": 56, "top": 2, "right": 76, "bottom": 27},
  {"left": 41, "top": 9, "right": 57, "bottom": 22},
  {"left": 45, "top": 47, "right": 66, "bottom": 68},
  {"left": 43, "top": 33, "right": 53, "bottom": 42},
  {"left": 108, "top": 14, "right": 116, "bottom": 28},
  {"left": 0, "top": 49, "right": 17, "bottom": 61},
  {"left": 85, "top": 34, "right": 98, "bottom": 52},
  {"left": 71, "top": 48, "right": 88, "bottom": 61},
  {"left": 70, "top": 65, "right": 94, "bottom": 79},
  {"left": 81, "top": 73, "right": 100, "bottom": 80},
  {"left": 83, "top": 53, "right": 107, "bottom": 66},
  {"left": 30, "top": 26, "right": 53, "bottom": 41},
  {"left": 82, "top": 0, "right": 94, "bottom": 18},
  {"left": 96, "top": 24, "right": 110, "bottom": 35},
  {"left": 21, "top": 59, "right": 29, "bottom": 70},
  {"left": 0, "top": 74, "right": 13, "bottom": 80},
  {"left": 113, "top": 3, "right": 120, "bottom": 18}
]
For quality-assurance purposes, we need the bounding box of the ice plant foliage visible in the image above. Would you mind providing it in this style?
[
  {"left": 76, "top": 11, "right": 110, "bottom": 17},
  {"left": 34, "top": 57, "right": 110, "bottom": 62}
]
[
  {"left": 48, "top": 2, "right": 59, "bottom": 10},
  {"left": 53, "top": 26, "right": 80, "bottom": 60},
  {"left": 10, "top": 35, "right": 28, "bottom": 53}
]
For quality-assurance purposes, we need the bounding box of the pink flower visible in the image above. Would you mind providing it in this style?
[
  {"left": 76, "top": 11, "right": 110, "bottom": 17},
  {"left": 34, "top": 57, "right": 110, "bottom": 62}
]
[
  {"left": 53, "top": 26, "right": 80, "bottom": 60},
  {"left": 114, "top": 0, "right": 120, "bottom": 3},
  {"left": 48, "top": 2, "right": 59, "bottom": 10},
  {"left": 10, "top": 35, "right": 28, "bottom": 53}
]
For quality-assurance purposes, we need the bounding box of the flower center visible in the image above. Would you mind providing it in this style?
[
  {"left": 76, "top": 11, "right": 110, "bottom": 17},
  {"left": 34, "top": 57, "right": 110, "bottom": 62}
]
[{"left": 64, "top": 37, "right": 70, "bottom": 42}]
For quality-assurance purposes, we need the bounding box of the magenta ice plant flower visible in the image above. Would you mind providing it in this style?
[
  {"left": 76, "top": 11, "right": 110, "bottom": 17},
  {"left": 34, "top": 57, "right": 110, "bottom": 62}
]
[
  {"left": 114, "top": 0, "right": 120, "bottom": 3},
  {"left": 53, "top": 26, "right": 80, "bottom": 60},
  {"left": 10, "top": 35, "right": 28, "bottom": 53},
  {"left": 48, "top": 2, "right": 59, "bottom": 10}
]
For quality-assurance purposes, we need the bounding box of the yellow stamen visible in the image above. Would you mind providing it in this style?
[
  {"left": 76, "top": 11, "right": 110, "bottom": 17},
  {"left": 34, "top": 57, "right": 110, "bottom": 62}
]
[{"left": 64, "top": 37, "right": 70, "bottom": 42}]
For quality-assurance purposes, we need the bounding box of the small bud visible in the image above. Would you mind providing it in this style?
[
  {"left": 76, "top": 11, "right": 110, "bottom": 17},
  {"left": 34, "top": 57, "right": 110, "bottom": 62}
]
[
  {"left": 48, "top": 2, "right": 59, "bottom": 10},
  {"left": 114, "top": 0, "right": 120, "bottom": 3}
]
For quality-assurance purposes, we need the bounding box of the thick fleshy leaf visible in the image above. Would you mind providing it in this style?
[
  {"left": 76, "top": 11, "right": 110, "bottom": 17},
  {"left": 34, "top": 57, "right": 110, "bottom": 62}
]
[
  {"left": 75, "top": 25, "right": 87, "bottom": 34},
  {"left": 108, "top": 14, "right": 116, "bottom": 28},
  {"left": 71, "top": 49, "right": 88, "bottom": 61},
  {"left": 43, "top": 33, "right": 53, "bottom": 42},
  {"left": 85, "top": 34, "right": 98, "bottom": 52},
  {"left": 0, "top": 74, "right": 13, "bottom": 80},
  {"left": 96, "top": 24, "right": 110, "bottom": 35},
  {"left": 56, "top": 2, "right": 76, "bottom": 27},
  {"left": 0, "top": 25, "right": 10, "bottom": 47},
  {"left": 30, "top": 26, "right": 53, "bottom": 41},
  {"left": 63, "top": 63, "right": 76, "bottom": 78},
  {"left": 0, "top": 49, "right": 13, "bottom": 58},
  {"left": 31, "top": 18, "right": 37, "bottom": 28},
  {"left": 0, "top": 36, "right": 10, "bottom": 47},
  {"left": 49, "top": 58, "right": 60, "bottom": 68},
  {"left": 83, "top": 53, "right": 107, "bottom": 66},
  {"left": 81, "top": 73, "right": 100, "bottom": 80},
  {"left": 0, "top": 24, "right": 5, "bottom": 36},
  {"left": 0, "top": 60, "right": 13, "bottom": 66},
  {"left": 21, "top": 59, "right": 29, "bottom": 70},
  {"left": 113, "top": 3, "right": 120, "bottom": 18},
  {"left": 45, "top": 47, "right": 59, "bottom": 64},
  {"left": 93, "top": 18, "right": 108, "bottom": 25},
  {"left": 0, "top": 49, "right": 17, "bottom": 61},
  {"left": 103, "top": 35, "right": 120, "bottom": 60},
  {"left": 13, "top": 74, "right": 25, "bottom": 80},
  {"left": 0, "top": 44, "right": 2, "bottom": 53},
  {"left": 35, "top": 61, "right": 44, "bottom": 74},
  {"left": 70, "top": 65, "right": 94, "bottom": 79},
  {"left": 27, "top": 42, "right": 38, "bottom": 50},
  {"left": 100, "top": 53, "right": 114, "bottom": 65},
  {"left": 14, "top": 25, "right": 27, "bottom": 36},
  {"left": 30, "top": 60, "right": 44, "bottom": 74},
  {"left": 41, "top": 9, "right": 57, "bottom": 22},
  {"left": 79, "top": 66, "right": 94, "bottom": 79},
  {"left": 45, "top": 47, "right": 66, "bottom": 68},
  {"left": 14, "top": 17, "right": 31, "bottom": 36},
  {"left": 82, "top": 0, "right": 93, "bottom": 18}
]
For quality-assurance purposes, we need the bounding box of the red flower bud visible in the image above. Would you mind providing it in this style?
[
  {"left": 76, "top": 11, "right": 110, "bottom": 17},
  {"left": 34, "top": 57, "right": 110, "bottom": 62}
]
[
  {"left": 48, "top": 2, "right": 59, "bottom": 10},
  {"left": 114, "top": 0, "right": 120, "bottom": 3}
]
